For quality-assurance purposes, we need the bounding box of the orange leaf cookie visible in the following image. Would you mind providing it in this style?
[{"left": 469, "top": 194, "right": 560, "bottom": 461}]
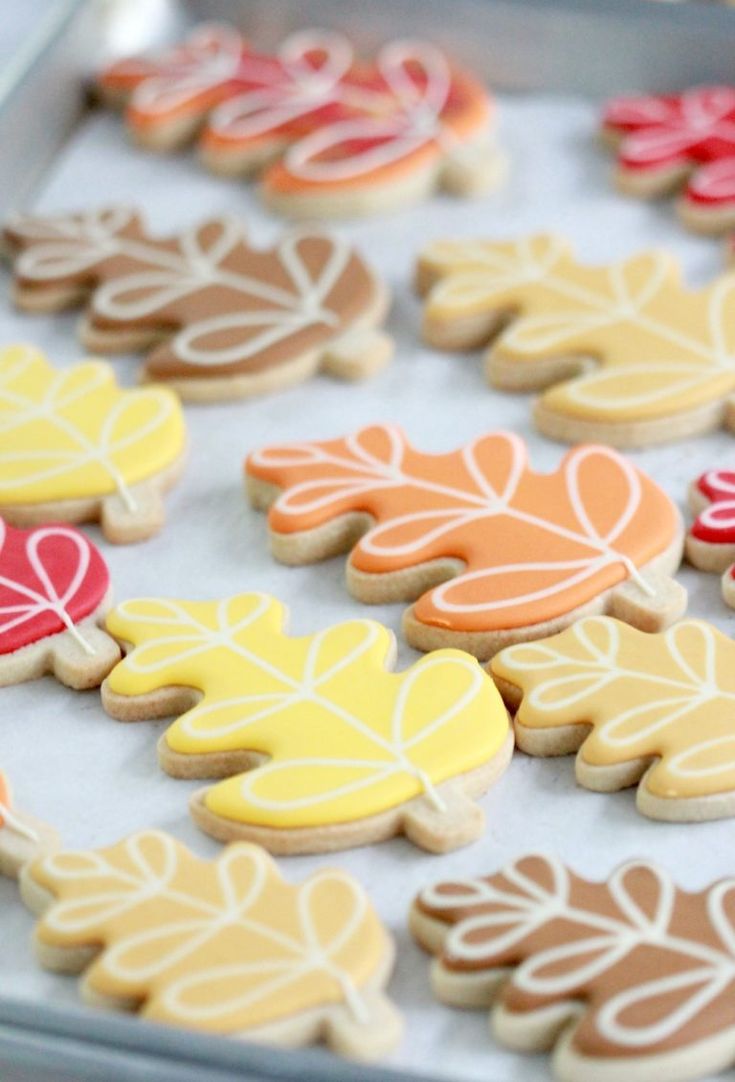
[
  {"left": 493, "top": 616, "right": 735, "bottom": 821},
  {"left": 418, "top": 234, "right": 735, "bottom": 447},
  {"left": 4, "top": 208, "right": 392, "bottom": 402},
  {"left": 686, "top": 468, "right": 735, "bottom": 609},
  {"left": 246, "top": 425, "right": 686, "bottom": 660},
  {"left": 98, "top": 25, "right": 502, "bottom": 218},
  {"left": 21, "top": 830, "right": 401, "bottom": 1059},
  {"left": 101, "top": 594, "right": 512, "bottom": 854},
  {"left": 411, "top": 854, "right": 735, "bottom": 1082},
  {"left": 0, "top": 771, "right": 58, "bottom": 878}
]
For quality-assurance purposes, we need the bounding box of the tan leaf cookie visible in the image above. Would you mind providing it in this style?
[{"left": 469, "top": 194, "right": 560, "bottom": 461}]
[
  {"left": 686, "top": 468, "right": 735, "bottom": 609},
  {"left": 0, "top": 345, "right": 186, "bottom": 543},
  {"left": 101, "top": 594, "right": 512, "bottom": 854},
  {"left": 411, "top": 854, "right": 735, "bottom": 1082},
  {"left": 97, "top": 26, "right": 502, "bottom": 218},
  {"left": 21, "top": 830, "right": 401, "bottom": 1059},
  {"left": 3, "top": 207, "right": 392, "bottom": 401},
  {"left": 246, "top": 424, "right": 686, "bottom": 660},
  {"left": 0, "top": 772, "right": 58, "bottom": 879},
  {"left": 418, "top": 234, "right": 735, "bottom": 447},
  {"left": 492, "top": 616, "right": 735, "bottom": 821}
]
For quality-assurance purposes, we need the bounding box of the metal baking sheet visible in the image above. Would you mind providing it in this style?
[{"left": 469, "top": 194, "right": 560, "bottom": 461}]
[{"left": 1, "top": 1, "right": 735, "bottom": 1080}]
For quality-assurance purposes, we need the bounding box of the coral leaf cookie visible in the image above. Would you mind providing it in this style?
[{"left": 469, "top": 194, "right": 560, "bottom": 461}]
[
  {"left": 4, "top": 208, "right": 392, "bottom": 400},
  {"left": 21, "top": 830, "right": 401, "bottom": 1059},
  {"left": 0, "top": 345, "right": 185, "bottom": 542},
  {"left": 418, "top": 234, "right": 735, "bottom": 447},
  {"left": 686, "top": 468, "right": 735, "bottom": 609},
  {"left": 411, "top": 854, "right": 735, "bottom": 1082},
  {"left": 602, "top": 86, "right": 735, "bottom": 234},
  {"left": 101, "top": 594, "right": 512, "bottom": 854},
  {"left": 0, "top": 772, "right": 58, "bottom": 879},
  {"left": 493, "top": 616, "right": 735, "bottom": 821},
  {"left": 0, "top": 517, "right": 119, "bottom": 688},
  {"left": 246, "top": 425, "right": 685, "bottom": 660},
  {"left": 98, "top": 26, "right": 502, "bottom": 217}
]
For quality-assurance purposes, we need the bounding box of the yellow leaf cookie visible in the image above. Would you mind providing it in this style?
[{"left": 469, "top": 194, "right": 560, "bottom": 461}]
[
  {"left": 418, "top": 234, "right": 735, "bottom": 447},
  {"left": 0, "top": 345, "right": 186, "bottom": 542},
  {"left": 492, "top": 616, "right": 735, "bottom": 821},
  {"left": 21, "top": 830, "right": 401, "bottom": 1059},
  {"left": 101, "top": 594, "right": 513, "bottom": 853}
]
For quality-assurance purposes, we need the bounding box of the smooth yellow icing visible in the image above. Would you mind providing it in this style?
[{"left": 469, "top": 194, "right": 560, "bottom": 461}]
[
  {"left": 105, "top": 594, "right": 508, "bottom": 827},
  {"left": 0, "top": 345, "right": 185, "bottom": 504},
  {"left": 30, "top": 831, "right": 386, "bottom": 1031},
  {"left": 493, "top": 617, "right": 735, "bottom": 800},
  {"left": 422, "top": 234, "right": 735, "bottom": 422}
]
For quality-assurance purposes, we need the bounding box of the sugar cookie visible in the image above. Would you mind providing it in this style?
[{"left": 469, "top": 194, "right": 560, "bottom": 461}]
[
  {"left": 0, "top": 345, "right": 186, "bottom": 542},
  {"left": 0, "top": 772, "right": 58, "bottom": 878},
  {"left": 101, "top": 594, "right": 512, "bottom": 854},
  {"left": 4, "top": 208, "right": 392, "bottom": 401},
  {"left": 686, "top": 467, "right": 735, "bottom": 608},
  {"left": 493, "top": 615, "right": 735, "bottom": 821},
  {"left": 98, "top": 26, "right": 503, "bottom": 217},
  {"left": 246, "top": 425, "right": 686, "bottom": 660},
  {"left": 602, "top": 86, "right": 735, "bottom": 234},
  {"left": 21, "top": 830, "right": 401, "bottom": 1059},
  {"left": 418, "top": 234, "right": 735, "bottom": 447},
  {"left": 0, "top": 517, "right": 119, "bottom": 688},
  {"left": 412, "top": 854, "right": 735, "bottom": 1082}
]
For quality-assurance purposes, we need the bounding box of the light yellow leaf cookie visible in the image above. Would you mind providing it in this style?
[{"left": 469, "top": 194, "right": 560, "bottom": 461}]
[{"left": 101, "top": 593, "right": 512, "bottom": 853}]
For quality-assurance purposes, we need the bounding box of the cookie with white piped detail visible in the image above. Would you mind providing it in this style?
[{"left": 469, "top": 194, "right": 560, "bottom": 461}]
[
  {"left": 0, "top": 772, "right": 58, "bottom": 879},
  {"left": 20, "top": 830, "right": 401, "bottom": 1060},
  {"left": 686, "top": 468, "right": 735, "bottom": 609},
  {"left": 101, "top": 593, "right": 512, "bottom": 854},
  {"left": 411, "top": 853, "right": 735, "bottom": 1082}
]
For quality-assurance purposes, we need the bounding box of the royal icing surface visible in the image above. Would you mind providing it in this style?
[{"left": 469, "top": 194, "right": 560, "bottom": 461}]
[
  {"left": 0, "top": 772, "right": 39, "bottom": 845},
  {"left": 420, "top": 234, "right": 735, "bottom": 423},
  {"left": 29, "top": 830, "right": 388, "bottom": 1032},
  {"left": 99, "top": 26, "right": 491, "bottom": 198},
  {"left": 416, "top": 854, "right": 735, "bottom": 1060},
  {"left": 0, "top": 518, "right": 109, "bottom": 656},
  {"left": 5, "top": 209, "right": 380, "bottom": 383},
  {"left": 247, "top": 425, "right": 678, "bottom": 633},
  {"left": 0, "top": 345, "right": 184, "bottom": 509},
  {"left": 493, "top": 616, "right": 735, "bottom": 803},
  {"left": 692, "top": 470, "right": 735, "bottom": 550},
  {"left": 104, "top": 594, "right": 508, "bottom": 829}
]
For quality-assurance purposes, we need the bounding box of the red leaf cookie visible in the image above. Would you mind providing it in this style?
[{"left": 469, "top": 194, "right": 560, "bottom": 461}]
[
  {"left": 246, "top": 425, "right": 686, "bottom": 659},
  {"left": 3, "top": 207, "right": 392, "bottom": 401},
  {"left": 98, "top": 26, "right": 502, "bottom": 217},
  {"left": 0, "top": 518, "right": 119, "bottom": 688},
  {"left": 0, "top": 771, "right": 58, "bottom": 879},
  {"left": 687, "top": 468, "right": 735, "bottom": 608},
  {"left": 411, "top": 854, "right": 735, "bottom": 1082},
  {"left": 602, "top": 85, "right": 735, "bottom": 234}
]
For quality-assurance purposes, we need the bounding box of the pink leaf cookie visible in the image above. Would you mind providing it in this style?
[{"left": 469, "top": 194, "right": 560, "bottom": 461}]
[
  {"left": 0, "top": 772, "right": 58, "bottom": 879},
  {"left": 0, "top": 517, "right": 119, "bottom": 688},
  {"left": 602, "top": 85, "right": 735, "bottom": 234},
  {"left": 98, "top": 26, "right": 502, "bottom": 217},
  {"left": 411, "top": 854, "right": 735, "bottom": 1082},
  {"left": 246, "top": 424, "right": 686, "bottom": 659},
  {"left": 687, "top": 468, "right": 735, "bottom": 608}
]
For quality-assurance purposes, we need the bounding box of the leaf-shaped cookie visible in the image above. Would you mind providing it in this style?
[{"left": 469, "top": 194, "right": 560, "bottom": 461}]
[
  {"left": 97, "top": 26, "right": 501, "bottom": 217},
  {"left": 601, "top": 85, "right": 735, "bottom": 234},
  {"left": 411, "top": 853, "right": 735, "bottom": 1082},
  {"left": 101, "top": 593, "right": 512, "bottom": 853},
  {"left": 0, "top": 517, "right": 119, "bottom": 688},
  {"left": 21, "top": 830, "right": 401, "bottom": 1059},
  {"left": 417, "top": 234, "right": 735, "bottom": 447},
  {"left": 246, "top": 424, "right": 685, "bottom": 659},
  {"left": 492, "top": 616, "right": 735, "bottom": 820},
  {"left": 0, "top": 345, "right": 185, "bottom": 542},
  {"left": 0, "top": 771, "right": 58, "bottom": 879},
  {"left": 686, "top": 467, "right": 735, "bottom": 609},
  {"left": 4, "top": 208, "right": 392, "bottom": 400}
]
